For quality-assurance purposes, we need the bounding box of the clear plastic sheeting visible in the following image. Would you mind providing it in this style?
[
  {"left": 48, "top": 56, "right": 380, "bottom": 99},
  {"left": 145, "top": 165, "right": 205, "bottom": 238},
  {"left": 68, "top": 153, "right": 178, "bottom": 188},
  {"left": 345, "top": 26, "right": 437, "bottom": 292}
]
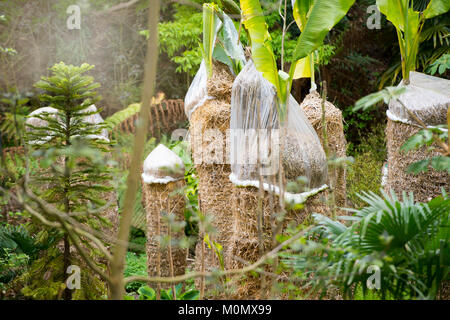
[
  {"left": 229, "top": 60, "right": 328, "bottom": 200},
  {"left": 26, "top": 105, "right": 110, "bottom": 145},
  {"left": 78, "top": 104, "right": 110, "bottom": 142},
  {"left": 25, "top": 107, "right": 59, "bottom": 145},
  {"left": 388, "top": 72, "right": 450, "bottom": 126},
  {"left": 184, "top": 60, "right": 213, "bottom": 119}
]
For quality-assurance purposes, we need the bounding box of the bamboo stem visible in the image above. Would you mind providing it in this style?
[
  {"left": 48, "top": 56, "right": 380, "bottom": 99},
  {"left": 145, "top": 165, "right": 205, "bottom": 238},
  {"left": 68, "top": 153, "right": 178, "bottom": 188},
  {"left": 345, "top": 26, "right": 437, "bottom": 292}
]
[{"left": 109, "top": 0, "right": 160, "bottom": 300}]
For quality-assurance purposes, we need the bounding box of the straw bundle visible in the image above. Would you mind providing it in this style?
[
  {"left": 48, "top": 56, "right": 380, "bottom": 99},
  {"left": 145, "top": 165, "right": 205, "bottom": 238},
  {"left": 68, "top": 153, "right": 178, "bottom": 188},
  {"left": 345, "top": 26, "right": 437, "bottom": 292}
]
[
  {"left": 225, "top": 186, "right": 330, "bottom": 299},
  {"left": 388, "top": 72, "right": 449, "bottom": 125},
  {"left": 143, "top": 180, "right": 187, "bottom": 279},
  {"left": 189, "top": 61, "right": 235, "bottom": 278},
  {"left": 206, "top": 61, "right": 234, "bottom": 103},
  {"left": 385, "top": 72, "right": 449, "bottom": 202},
  {"left": 142, "top": 145, "right": 187, "bottom": 282},
  {"left": 300, "top": 91, "right": 347, "bottom": 208},
  {"left": 385, "top": 119, "right": 448, "bottom": 202}
]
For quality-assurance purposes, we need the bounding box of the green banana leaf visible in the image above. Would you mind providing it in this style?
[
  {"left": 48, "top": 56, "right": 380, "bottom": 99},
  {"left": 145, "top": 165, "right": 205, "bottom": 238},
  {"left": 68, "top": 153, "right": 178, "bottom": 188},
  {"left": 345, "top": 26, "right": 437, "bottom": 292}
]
[
  {"left": 292, "top": 0, "right": 356, "bottom": 61},
  {"left": 376, "top": 0, "right": 408, "bottom": 31},
  {"left": 240, "top": 0, "right": 283, "bottom": 101},
  {"left": 422, "top": 0, "right": 449, "bottom": 19},
  {"left": 217, "top": 0, "right": 241, "bottom": 16},
  {"left": 376, "top": 0, "right": 449, "bottom": 80},
  {"left": 203, "top": 3, "right": 222, "bottom": 77},
  {"left": 291, "top": 0, "right": 315, "bottom": 80},
  {"left": 292, "top": 0, "right": 314, "bottom": 32},
  {"left": 219, "top": 12, "right": 246, "bottom": 74}
]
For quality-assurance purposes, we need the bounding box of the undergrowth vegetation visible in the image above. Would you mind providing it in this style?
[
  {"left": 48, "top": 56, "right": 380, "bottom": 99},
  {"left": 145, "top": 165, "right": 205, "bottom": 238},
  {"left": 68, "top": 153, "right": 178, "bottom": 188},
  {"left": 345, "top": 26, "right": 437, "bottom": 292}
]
[{"left": 0, "top": 0, "right": 448, "bottom": 302}]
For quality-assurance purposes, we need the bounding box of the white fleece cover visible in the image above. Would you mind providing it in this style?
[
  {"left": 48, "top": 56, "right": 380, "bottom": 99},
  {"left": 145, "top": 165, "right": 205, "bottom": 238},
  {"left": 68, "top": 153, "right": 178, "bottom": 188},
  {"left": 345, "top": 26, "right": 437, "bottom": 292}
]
[{"left": 142, "top": 144, "right": 185, "bottom": 184}]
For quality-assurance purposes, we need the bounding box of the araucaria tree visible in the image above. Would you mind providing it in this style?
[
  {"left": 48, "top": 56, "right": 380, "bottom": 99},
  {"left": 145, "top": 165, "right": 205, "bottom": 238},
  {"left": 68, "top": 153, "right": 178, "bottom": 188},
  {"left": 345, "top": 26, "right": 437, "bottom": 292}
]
[{"left": 25, "top": 62, "right": 115, "bottom": 299}]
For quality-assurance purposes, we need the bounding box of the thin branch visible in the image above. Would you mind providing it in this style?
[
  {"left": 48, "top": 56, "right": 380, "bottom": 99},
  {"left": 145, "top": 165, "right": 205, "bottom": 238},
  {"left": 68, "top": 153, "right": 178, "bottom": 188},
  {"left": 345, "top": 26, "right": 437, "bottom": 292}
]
[
  {"left": 124, "top": 228, "right": 305, "bottom": 285},
  {"left": 109, "top": 0, "right": 161, "bottom": 300}
]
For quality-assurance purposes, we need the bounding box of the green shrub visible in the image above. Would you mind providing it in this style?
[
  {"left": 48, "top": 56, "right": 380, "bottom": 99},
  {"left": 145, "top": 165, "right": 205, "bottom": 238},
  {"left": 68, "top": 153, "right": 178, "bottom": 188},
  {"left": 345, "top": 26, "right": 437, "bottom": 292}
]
[
  {"left": 282, "top": 192, "right": 450, "bottom": 300},
  {"left": 347, "top": 125, "right": 386, "bottom": 208},
  {"left": 124, "top": 252, "right": 147, "bottom": 292}
]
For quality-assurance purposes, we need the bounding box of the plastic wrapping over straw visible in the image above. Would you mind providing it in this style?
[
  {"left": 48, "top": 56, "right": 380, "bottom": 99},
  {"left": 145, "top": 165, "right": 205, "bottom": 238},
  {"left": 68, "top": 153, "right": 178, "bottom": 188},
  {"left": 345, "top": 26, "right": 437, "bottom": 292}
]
[
  {"left": 142, "top": 144, "right": 185, "bottom": 184},
  {"left": 229, "top": 60, "right": 328, "bottom": 200},
  {"left": 26, "top": 105, "right": 110, "bottom": 144},
  {"left": 184, "top": 60, "right": 214, "bottom": 119},
  {"left": 388, "top": 72, "right": 450, "bottom": 126},
  {"left": 26, "top": 107, "right": 59, "bottom": 145},
  {"left": 79, "top": 104, "right": 110, "bottom": 142}
]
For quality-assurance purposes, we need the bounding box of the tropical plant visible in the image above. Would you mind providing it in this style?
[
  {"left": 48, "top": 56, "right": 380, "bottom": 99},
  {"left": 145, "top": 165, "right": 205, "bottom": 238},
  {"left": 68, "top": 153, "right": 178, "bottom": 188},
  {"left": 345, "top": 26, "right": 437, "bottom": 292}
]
[
  {"left": 0, "top": 224, "right": 60, "bottom": 285},
  {"left": 202, "top": 2, "right": 246, "bottom": 76},
  {"left": 427, "top": 53, "right": 450, "bottom": 76},
  {"left": 132, "top": 283, "right": 199, "bottom": 300},
  {"left": 240, "top": 0, "right": 355, "bottom": 122},
  {"left": 400, "top": 126, "right": 449, "bottom": 174},
  {"left": 376, "top": 0, "right": 450, "bottom": 84},
  {"left": 0, "top": 91, "right": 33, "bottom": 146},
  {"left": 282, "top": 190, "right": 450, "bottom": 299},
  {"left": 23, "top": 62, "right": 115, "bottom": 299},
  {"left": 124, "top": 251, "right": 147, "bottom": 292}
]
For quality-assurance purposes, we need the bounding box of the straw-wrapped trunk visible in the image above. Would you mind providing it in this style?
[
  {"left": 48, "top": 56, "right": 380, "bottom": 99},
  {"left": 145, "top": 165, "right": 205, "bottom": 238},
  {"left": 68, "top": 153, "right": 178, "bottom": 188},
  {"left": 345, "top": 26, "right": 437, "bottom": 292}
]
[
  {"left": 225, "top": 61, "right": 330, "bottom": 299},
  {"left": 141, "top": 144, "right": 187, "bottom": 286},
  {"left": 385, "top": 72, "right": 449, "bottom": 202},
  {"left": 188, "top": 62, "right": 236, "bottom": 282},
  {"left": 300, "top": 91, "right": 347, "bottom": 208}
]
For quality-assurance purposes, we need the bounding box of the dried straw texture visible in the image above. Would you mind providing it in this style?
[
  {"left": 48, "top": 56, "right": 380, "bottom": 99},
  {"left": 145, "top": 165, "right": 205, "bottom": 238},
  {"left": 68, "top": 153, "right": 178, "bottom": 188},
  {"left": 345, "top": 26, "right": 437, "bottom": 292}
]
[
  {"left": 225, "top": 186, "right": 330, "bottom": 299},
  {"left": 190, "top": 100, "right": 234, "bottom": 256},
  {"left": 142, "top": 180, "right": 187, "bottom": 282},
  {"left": 300, "top": 92, "right": 347, "bottom": 207},
  {"left": 385, "top": 119, "right": 448, "bottom": 202},
  {"left": 190, "top": 61, "right": 235, "bottom": 278},
  {"left": 102, "top": 190, "right": 119, "bottom": 240},
  {"left": 206, "top": 61, "right": 234, "bottom": 103},
  {"left": 438, "top": 281, "right": 450, "bottom": 300}
]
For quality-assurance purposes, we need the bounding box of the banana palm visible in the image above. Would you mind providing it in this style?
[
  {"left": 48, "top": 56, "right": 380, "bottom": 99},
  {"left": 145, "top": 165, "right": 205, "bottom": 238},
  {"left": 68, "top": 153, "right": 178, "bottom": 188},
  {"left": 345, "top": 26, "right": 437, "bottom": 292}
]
[
  {"left": 240, "top": 0, "right": 355, "bottom": 122},
  {"left": 376, "top": 0, "right": 450, "bottom": 83}
]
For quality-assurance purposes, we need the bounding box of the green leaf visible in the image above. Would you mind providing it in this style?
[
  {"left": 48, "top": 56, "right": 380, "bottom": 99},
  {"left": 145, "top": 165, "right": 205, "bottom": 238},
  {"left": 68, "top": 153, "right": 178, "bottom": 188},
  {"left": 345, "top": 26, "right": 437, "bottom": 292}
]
[
  {"left": 240, "top": 0, "right": 280, "bottom": 95},
  {"left": 431, "top": 156, "right": 450, "bottom": 173},
  {"left": 401, "top": 129, "right": 433, "bottom": 152},
  {"left": 213, "top": 44, "right": 233, "bottom": 69},
  {"left": 220, "top": 13, "right": 246, "bottom": 74},
  {"left": 138, "top": 285, "right": 156, "bottom": 300},
  {"left": 407, "top": 159, "right": 430, "bottom": 174},
  {"left": 423, "top": 0, "right": 450, "bottom": 19},
  {"left": 353, "top": 86, "right": 406, "bottom": 111},
  {"left": 178, "top": 289, "right": 200, "bottom": 300},
  {"left": 292, "top": 0, "right": 315, "bottom": 32},
  {"left": 376, "top": 0, "right": 407, "bottom": 31},
  {"left": 203, "top": 3, "right": 222, "bottom": 77},
  {"left": 161, "top": 288, "right": 172, "bottom": 300},
  {"left": 292, "top": 0, "right": 356, "bottom": 61}
]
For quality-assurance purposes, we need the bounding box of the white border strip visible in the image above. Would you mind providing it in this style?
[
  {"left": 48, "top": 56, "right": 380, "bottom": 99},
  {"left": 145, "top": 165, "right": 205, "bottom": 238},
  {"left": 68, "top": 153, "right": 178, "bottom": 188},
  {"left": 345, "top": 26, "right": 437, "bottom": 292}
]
[
  {"left": 229, "top": 173, "right": 328, "bottom": 205},
  {"left": 386, "top": 110, "right": 448, "bottom": 132},
  {"left": 141, "top": 172, "right": 184, "bottom": 185}
]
